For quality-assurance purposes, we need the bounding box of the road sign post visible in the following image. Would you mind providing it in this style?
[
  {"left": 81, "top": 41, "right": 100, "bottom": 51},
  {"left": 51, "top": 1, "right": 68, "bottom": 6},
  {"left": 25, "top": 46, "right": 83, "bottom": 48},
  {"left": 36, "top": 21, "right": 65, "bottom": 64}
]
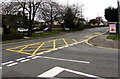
[
  {"left": 117, "top": 0, "right": 120, "bottom": 34},
  {"left": 108, "top": 22, "right": 117, "bottom": 34}
]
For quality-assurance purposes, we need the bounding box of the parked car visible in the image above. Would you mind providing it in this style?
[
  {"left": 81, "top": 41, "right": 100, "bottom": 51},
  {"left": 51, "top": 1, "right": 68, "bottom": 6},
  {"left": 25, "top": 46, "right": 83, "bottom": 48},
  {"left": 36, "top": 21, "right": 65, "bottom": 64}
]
[
  {"left": 32, "top": 27, "right": 43, "bottom": 32},
  {"left": 18, "top": 27, "right": 28, "bottom": 33},
  {"left": 43, "top": 27, "right": 52, "bottom": 32}
]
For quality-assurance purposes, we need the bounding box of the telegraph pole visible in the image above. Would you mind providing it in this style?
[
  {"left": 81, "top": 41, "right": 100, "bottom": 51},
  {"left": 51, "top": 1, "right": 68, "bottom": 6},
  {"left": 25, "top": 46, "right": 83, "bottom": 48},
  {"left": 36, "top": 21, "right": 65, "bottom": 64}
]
[{"left": 80, "top": 4, "right": 84, "bottom": 19}]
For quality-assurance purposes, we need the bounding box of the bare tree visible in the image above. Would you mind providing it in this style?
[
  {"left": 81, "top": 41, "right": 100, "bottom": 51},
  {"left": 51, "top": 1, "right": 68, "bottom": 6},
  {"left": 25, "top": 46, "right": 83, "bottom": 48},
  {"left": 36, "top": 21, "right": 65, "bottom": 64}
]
[
  {"left": 37, "top": 0, "right": 59, "bottom": 26},
  {"left": 2, "top": 2, "right": 21, "bottom": 15},
  {"left": 17, "top": 0, "right": 42, "bottom": 36}
]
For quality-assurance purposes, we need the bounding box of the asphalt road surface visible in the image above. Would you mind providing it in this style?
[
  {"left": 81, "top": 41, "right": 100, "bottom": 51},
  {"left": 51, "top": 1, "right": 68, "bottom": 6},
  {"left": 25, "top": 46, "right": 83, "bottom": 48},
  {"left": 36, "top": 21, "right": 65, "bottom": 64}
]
[{"left": 1, "top": 27, "right": 118, "bottom": 79}]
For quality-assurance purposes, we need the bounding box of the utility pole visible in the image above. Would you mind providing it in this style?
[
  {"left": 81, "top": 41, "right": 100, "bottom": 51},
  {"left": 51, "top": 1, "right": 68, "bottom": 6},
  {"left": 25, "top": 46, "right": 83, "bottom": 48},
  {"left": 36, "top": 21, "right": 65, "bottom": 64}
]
[{"left": 80, "top": 4, "right": 84, "bottom": 19}]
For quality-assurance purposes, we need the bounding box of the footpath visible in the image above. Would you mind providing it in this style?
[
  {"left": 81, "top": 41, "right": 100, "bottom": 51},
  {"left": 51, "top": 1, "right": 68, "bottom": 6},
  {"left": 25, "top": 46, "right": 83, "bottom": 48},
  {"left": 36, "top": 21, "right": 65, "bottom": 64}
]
[{"left": 89, "top": 33, "right": 119, "bottom": 50}]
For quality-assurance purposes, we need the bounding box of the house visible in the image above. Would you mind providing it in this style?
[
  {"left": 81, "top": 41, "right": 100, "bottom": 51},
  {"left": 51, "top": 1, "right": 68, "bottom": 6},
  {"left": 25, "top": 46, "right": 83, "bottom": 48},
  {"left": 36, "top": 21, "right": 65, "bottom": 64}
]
[{"left": 2, "top": 13, "right": 28, "bottom": 28}]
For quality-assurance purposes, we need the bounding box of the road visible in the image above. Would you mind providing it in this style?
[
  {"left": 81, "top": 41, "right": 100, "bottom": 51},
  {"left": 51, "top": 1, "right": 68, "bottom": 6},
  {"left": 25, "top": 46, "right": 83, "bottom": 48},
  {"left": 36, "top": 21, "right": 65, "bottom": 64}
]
[{"left": 1, "top": 27, "right": 118, "bottom": 79}]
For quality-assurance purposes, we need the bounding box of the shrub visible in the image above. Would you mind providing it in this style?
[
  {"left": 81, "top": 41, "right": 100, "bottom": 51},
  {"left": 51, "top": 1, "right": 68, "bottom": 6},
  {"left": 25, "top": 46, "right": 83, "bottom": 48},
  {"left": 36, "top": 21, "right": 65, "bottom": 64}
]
[{"left": 2, "top": 33, "right": 23, "bottom": 41}]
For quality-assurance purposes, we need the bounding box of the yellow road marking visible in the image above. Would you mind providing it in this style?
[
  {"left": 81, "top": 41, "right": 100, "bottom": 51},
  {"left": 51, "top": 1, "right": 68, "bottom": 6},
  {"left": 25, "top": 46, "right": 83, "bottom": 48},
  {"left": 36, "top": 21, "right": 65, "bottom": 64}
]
[
  {"left": 7, "top": 42, "right": 42, "bottom": 50},
  {"left": 62, "top": 39, "right": 69, "bottom": 46},
  {"left": 19, "top": 45, "right": 29, "bottom": 52},
  {"left": 32, "top": 42, "right": 45, "bottom": 55},
  {"left": 27, "top": 46, "right": 39, "bottom": 48},
  {"left": 9, "top": 46, "right": 24, "bottom": 50},
  {"left": 22, "top": 50, "right": 35, "bottom": 51},
  {"left": 6, "top": 38, "right": 86, "bottom": 55},
  {"left": 6, "top": 49, "right": 33, "bottom": 55},
  {"left": 85, "top": 40, "right": 120, "bottom": 51},
  {"left": 39, "top": 49, "right": 51, "bottom": 50},
  {"left": 23, "top": 49, "right": 51, "bottom": 51},
  {"left": 41, "top": 45, "right": 53, "bottom": 48},
  {"left": 27, "top": 45, "right": 53, "bottom": 48},
  {"left": 53, "top": 40, "right": 56, "bottom": 49},
  {"left": 84, "top": 31, "right": 120, "bottom": 51},
  {"left": 72, "top": 39, "right": 78, "bottom": 43}
]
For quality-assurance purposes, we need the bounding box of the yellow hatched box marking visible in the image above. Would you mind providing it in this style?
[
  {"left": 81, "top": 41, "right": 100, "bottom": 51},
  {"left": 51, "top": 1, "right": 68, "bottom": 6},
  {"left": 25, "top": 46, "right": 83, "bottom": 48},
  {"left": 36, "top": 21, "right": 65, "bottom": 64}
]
[{"left": 6, "top": 38, "right": 79, "bottom": 55}]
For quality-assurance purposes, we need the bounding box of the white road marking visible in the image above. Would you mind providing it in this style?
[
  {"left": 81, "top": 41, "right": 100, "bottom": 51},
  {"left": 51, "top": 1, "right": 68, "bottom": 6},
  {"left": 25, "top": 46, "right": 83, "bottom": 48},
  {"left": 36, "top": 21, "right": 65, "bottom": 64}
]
[
  {"left": 27, "top": 55, "right": 36, "bottom": 58},
  {"left": 38, "top": 56, "right": 90, "bottom": 64},
  {"left": 37, "top": 66, "right": 100, "bottom": 78},
  {"left": 31, "top": 56, "right": 40, "bottom": 59},
  {"left": 0, "top": 67, "right": 2, "bottom": 69},
  {"left": 64, "top": 46, "right": 69, "bottom": 47},
  {"left": 51, "top": 49, "right": 58, "bottom": 51},
  {"left": 7, "top": 63, "right": 18, "bottom": 67},
  {"left": 20, "top": 59, "right": 30, "bottom": 63},
  {"left": 16, "top": 57, "right": 26, "bottom": 61},
  {"left": 2, "top": 61, "right": 14, "bottom": 66},
  {"left": 38, "top": 66, "right": 63, "bottom": 77},
  {"left": 44, "top": 51, "right": 51, "bottom": 53}
]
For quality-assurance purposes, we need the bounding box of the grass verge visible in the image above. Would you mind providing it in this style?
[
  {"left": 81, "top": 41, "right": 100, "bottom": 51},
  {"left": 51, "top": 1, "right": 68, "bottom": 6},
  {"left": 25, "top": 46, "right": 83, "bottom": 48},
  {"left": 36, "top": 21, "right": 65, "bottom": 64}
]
[{"left": 107, "top": 35, "right": 120, "bottom": 40}]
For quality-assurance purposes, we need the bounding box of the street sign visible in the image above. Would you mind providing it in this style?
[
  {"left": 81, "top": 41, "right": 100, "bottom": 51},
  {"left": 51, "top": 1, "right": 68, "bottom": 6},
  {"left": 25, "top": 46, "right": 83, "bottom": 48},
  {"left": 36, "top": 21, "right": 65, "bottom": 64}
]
[{"left": 109, "top": 22, "right": 117, "bottom": 33}]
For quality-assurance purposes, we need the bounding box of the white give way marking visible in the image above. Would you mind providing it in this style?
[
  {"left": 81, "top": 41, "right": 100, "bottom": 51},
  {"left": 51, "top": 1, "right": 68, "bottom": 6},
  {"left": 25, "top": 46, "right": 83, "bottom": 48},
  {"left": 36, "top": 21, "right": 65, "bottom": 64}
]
[{"left": 37, "top": 66, "right": 104, "bottom": 79}]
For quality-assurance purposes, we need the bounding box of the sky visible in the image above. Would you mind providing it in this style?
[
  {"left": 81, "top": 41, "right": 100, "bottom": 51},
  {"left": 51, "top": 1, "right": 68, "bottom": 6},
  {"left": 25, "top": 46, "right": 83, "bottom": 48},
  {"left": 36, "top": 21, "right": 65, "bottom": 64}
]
[
  {"left": 56, "top": 0, "right": 118, "bottom": 21},
  {"left": 0, "top": 0, "right": 118, "bottom": 21}
]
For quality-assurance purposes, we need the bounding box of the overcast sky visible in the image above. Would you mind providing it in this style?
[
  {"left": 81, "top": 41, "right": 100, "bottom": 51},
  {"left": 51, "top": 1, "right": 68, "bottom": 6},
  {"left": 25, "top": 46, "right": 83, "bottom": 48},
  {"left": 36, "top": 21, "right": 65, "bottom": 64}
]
[
  {"left": 1, "top": 0, "right": 118, "bottom": 21},
  {"left": 56, "top": 0, "right": 118, "bottom": 21}
]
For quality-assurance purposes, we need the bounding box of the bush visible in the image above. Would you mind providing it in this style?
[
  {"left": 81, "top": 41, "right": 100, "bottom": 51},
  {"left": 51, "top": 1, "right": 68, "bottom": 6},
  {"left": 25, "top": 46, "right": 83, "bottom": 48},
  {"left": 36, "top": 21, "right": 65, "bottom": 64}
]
[
  {"left": 2, "top": 33, "right": 23, "bottom": 41},
  {"left": 75, "top": 23, "right": 85, "bottom": 30}
]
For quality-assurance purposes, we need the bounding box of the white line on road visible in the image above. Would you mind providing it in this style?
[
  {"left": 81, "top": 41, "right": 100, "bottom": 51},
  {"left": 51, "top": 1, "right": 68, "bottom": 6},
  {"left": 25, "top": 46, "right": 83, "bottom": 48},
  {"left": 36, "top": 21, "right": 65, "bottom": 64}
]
[
  {"left": 37, "top": 56, "right": 90, "bottom": 64},
  {"left": 20, "top": 59, "right": 30, "bottom": 63},
  {"left": 0, "top": 67, "right": 2, "bottom": 69},
  {"left": 16, "top": 57, "right": 26, "bottom": 61},
  {"left": 7, "top": 62, "right": 18, "bottom": 67},
  {"left": 37, "top": 66, "right": 100, "bottom": 78},
  {"left": 27, "top": 55, "right": 36, "bottom": 58},
  {"left": 2, "top": 61, "right": 14, "bottom": 66},
  {"left": 31, "top": 56, "right": 40, "bottom": 59},
  {"left": 38, "top": 66, "right": 63, "bottom": 77}
]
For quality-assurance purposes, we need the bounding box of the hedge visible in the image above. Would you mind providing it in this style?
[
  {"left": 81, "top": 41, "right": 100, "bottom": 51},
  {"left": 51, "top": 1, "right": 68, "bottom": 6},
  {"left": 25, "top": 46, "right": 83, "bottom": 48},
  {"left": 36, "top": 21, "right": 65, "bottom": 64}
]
[{"left": 2, "top": 33, "right": 23, "bottom": 41}]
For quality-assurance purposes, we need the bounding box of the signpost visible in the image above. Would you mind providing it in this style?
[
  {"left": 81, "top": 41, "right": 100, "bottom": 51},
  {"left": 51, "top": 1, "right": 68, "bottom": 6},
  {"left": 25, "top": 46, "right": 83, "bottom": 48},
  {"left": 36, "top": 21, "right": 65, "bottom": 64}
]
[
  {"left": 109, "top": 23, "right": 117, "bottom": 33},
  {"left": 117, "top": 0, "right": 120, "bottom": 34},
  {"left": 109, "top": 22, "right": 117, "bottom": 34}
]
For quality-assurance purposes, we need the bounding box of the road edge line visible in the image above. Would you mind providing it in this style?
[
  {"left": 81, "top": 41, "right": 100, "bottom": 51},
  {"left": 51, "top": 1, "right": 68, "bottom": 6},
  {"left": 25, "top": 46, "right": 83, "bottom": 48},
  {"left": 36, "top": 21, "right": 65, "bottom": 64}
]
[{"left": 85, "top": 32, "right": 119, "bottom": 51}]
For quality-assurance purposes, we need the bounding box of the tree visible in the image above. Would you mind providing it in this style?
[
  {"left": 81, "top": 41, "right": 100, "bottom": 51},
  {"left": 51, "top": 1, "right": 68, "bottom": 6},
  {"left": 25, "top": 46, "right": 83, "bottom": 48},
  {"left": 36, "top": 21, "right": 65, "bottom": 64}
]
[
  {"left": 56, "top": 3, "right": 84, "bottom": 30},
  {"left": 2, "top": 0, "right": 42, "bottom": 36},
  {"left": 2, "top": 2, "right": 21, "bottom": 15},
  {"left": 64, "top": 7, "right": 75, "bottom": 29},
  {"left": 18, "top": 0, "right": 42, "bottom": 36},
  {"left": 37, "top": 0, "right": 59, "bottom": 26},
  {"left": 105, "top": 7, "right": 118, "bottom": 22}
]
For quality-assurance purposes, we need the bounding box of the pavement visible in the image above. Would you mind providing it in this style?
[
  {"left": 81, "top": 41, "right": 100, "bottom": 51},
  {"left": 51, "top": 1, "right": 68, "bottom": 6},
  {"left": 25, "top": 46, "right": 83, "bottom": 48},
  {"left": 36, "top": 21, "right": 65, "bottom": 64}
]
[{"left": 89, "top": 33, "right": 119, "bottom": 50}]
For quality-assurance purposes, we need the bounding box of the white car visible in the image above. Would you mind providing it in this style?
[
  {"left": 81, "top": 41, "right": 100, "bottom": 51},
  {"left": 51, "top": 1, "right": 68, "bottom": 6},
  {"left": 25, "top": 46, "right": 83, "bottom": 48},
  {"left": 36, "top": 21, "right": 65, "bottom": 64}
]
[
  {"left": 18, "top": 28, "right": 28, "bottom": 32},
  {"left": 43, "top": 27, "right": 52, "bottom": 32}
]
